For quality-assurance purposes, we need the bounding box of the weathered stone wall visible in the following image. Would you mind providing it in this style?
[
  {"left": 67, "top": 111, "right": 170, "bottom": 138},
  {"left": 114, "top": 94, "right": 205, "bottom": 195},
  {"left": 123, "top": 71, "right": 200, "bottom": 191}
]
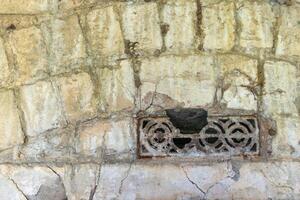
[{"left": 0, "top": 0, "right": 299, "bottom": 199}]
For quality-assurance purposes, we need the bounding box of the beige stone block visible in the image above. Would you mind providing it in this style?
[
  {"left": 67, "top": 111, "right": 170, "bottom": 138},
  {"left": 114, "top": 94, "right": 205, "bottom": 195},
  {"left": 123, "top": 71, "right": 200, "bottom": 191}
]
[
  {"left": 58, "top": 164, "right": 98, "bottom": 200},
  {"left": 95, "top": 163, "right": 229, "bottom": 199},
  {"left": 263, "top": 61, "right": 299, "bottom": 117},
  {"left": 0, "top": 37, "right": 11, "bottom": 87},
  {"left": 0, "top": 90, "right": 24, "bottom": 150},
  {"left": 51, "top": 15, "right": 86, "bottom": 74},
  {"left": 0, "top": 173, "right": 27, "bottom": 200},
  {"left": 217, "top": 55, "right": 258, "bottom": 111},
  {"left": 0, "top": 165, "right": 66, "bottom": 200},
  {"left": 77, "top": 118, "right": 134, "bottom": 157},
  {"left": 276, "top": 6, "right": 300, "bottom": 57},
  {"left": 202, "top": 1, "right": 235, "bottom": 51},
  {"left": 58, "top": 0, "right": 83, "bottom": 10},
  {"left": 57, "top": 72, "right": 96, "bottom": 122},
  {"left": 121, "top": 2, "right": 163, "bottom": 54},
  {"left": 161, "top": 0, "right": 197, "bottom": 53},
  {"left": 10, "top": 27, "right": 48, "bottom": 84},
  {"left": 272, "top": 116, "right": 300, "bottom": 158},
  {"left": 237, "top": 1, "right": 275, "bottom": 49},
  {"left": 97, "top": 60, "right": 135, "bottom": 113},
  {"left": 0, "top": 15, "right": 46, "bottom": 31},
  {"left": 87, "top": 6, "right": 125, "bottom": 61},
  {"left": 77, "top": 120, "right": 105, "bottom": 156},
  {"left": 140, "top": 55, "right": 217, "bottom": 108},
  {"left": 0, "top": 0, "right": 50, "bottom": 14},
  {"left": 95, "top": 162, "right": 300, "bottom": 199},
  {"left": 227, "top": 164, "right": 269, "bottom": 199},
  {"left": 20, "top": 81, "right": 65, "bottom": 136}
]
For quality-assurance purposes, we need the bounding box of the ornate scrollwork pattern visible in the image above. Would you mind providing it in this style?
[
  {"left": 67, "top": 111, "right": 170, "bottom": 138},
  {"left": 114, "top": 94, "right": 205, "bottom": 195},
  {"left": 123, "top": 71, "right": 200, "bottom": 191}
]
[{"left": 139, "top": 117, "right": 259, "bottom": 157}]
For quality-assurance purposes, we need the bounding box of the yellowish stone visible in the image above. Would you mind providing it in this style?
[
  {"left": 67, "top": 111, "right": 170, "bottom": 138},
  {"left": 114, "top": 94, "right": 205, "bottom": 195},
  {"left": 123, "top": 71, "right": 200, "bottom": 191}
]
[
  {"left": 161, "top": 0, "right": 198, "bottom": 53},
  {"left": 0, "top": 0, "right": 49, "bottom": 14},
  {"left": 58, "top": 0, "right": 83, "bottom": 10},
  {"left": 140, "top": 55, "right": 216, "bottom": 108},
  {"left": 217, "top": 55, "right": 258, "bottom": 111},
  {"left": 121, "top": 2, "right": 163, "bottom": 54},
  {"left": 276, "top": 6, "right": 300, "bottom": 57},
  {"left": 57, "top": 72, "right": 96, "bottom": 122},
  {"left": 0, "top": 37, "right": 11, "bottom": 87},
  {"left": 51, "top": 15, "right": 86, "bottom": 74},
  {"left": 97, "top": 60, "right": 135, "bottom": 113},
  {"left": 237, "top": 1, "right": 275, "bottom": 49},
  {"left": 0, "top": 90, "right": 24, "bottom": 150},
  {"left": 20, "top": 81, "right": 66, "bottom": 136},
  {"left": 77, "top": 118, "right": 134, "bottom": 157},
  {"left": 202, "top": 1, "right": 235, "bottom": 51},
  {"left": 87, "top": 6, "right": 125, "bottom": 61},
  {"left": 9, "top": 27, "right": 48, "bottom": 84},
  {"left": 272, "top": 116, "right": 300, "bottom": 157},
  {"left": 263, "top": 61, "right": 299, "bottom": 117}
]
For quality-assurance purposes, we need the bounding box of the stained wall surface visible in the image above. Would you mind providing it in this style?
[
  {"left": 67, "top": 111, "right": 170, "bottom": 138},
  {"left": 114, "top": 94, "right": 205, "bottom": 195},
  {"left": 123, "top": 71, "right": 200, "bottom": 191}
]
[{"left": 0, "top": 0, "right": 299, "bottom": 199}]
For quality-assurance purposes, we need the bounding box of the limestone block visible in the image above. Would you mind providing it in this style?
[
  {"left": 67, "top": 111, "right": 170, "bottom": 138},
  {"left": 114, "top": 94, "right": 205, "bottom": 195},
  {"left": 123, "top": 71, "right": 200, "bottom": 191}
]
[
  {"left": 76, "top": 120, "right": 105, "bottom": 157},
  {"left": 0, "top": 162, "right": 300, "bottom": 199},
  {"left": 9, "top": 27, "right": 48, "bottom": 85},
  {"left": 58, "top": 164, "right": 99, "bottom": 200},
  {"left": 0, "top": 173, "right": 27, "bottom": 200},
  {"left": 139, "top": 55, "right": 217, "bottom": 109},
  {"left": 97, "top": 60, "right": 135, "bottom": 113},
  {"left": 57, "top": 72, "right": 96, "bottom": 122},
  {"left": 18, "top": 126, "right": 75, "bottom": 162},
  {"left": 237, "top": 1, "right": 275, "bottom": 49},
  {"left": 0, "top": 15, "right": 46, "bottom": 31},
  {"left": 276, "top": 6, "right": 300, "bottom": 57},
  {"left": 77, "top": 118, "right": 134, "bottom": 158},
  {"left": 94, "top": 162, "right": 300, "bottom": 199},
  {"left": 272, "top": 116, "right": 300, "bottom": 157},
  {"left": 0, "top": 37, "right": 11, "bottom": 87},
  {"left": 0, "top": 165, "right": 67, "bottom": 200},
  {"left": 121, "top": 2, "right": 163, "bottom": 54},
  {"left": 227, "top": 164, "right": 271, "bottom": 200},
  {"left": 58, "top": 0, "right": 83, "bottom": 10},
  {"left": 201, "top": 1, "right": 235, "bottom": 51},
  {"left": 50, "top": 15, "right": 86, "bottom": 74},
  {"left": 95, "top": 162, "right": 230, "bottom": 199},
  {"left": 0, "top": 0, "right": 50, "bottom": 14},
  {"left": 217, "top": 55, "right": 258, "bottom": 111},
  {"left": 263, "top": 61, "right": 300, "bottom": 117},
  {"left": 87, "top": 6, "right": 125, "bottom": 61},
  {"left": 0, "top": 90, "right": 24, "bottom": 150},
  {"left": 20, "top": 81, "right": 65, "bottom": 136},
  {"left": 161, "top": 0, "right": 197, "bottom": 53},
  {"left": 225, "top": 162, "right": 300, "bottom": 199}
]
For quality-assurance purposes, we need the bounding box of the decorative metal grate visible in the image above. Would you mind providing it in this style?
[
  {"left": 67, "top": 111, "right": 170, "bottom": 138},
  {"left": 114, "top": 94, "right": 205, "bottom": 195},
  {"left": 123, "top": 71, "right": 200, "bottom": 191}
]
[{"left": 138, "top": 116, "right": 259, "bottom": 157}]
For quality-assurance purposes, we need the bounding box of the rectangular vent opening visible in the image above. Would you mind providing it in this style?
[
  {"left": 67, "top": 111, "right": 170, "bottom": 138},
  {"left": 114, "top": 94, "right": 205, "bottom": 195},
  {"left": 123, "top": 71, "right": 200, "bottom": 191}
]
[{"left": 138, "top": 109, "right": 259, "bottom": 158}]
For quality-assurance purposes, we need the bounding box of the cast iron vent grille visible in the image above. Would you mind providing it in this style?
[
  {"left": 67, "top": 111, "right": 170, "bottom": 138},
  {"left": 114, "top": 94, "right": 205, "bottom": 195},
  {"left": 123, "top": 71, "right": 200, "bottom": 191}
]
[{"left": 138, "top": 116, "right": 259, "bottom": 157}]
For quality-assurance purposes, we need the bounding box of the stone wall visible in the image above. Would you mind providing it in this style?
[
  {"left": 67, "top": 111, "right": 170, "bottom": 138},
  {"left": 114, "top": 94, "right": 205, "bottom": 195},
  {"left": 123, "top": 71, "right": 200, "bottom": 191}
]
[{"left": 0, "top": 0, "right": 299, "bottom": 199}]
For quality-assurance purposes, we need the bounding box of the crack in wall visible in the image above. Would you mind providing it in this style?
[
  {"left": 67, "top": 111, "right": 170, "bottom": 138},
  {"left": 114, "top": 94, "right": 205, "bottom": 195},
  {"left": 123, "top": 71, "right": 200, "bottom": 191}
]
[
  {"left": 118, "top": 160, "right": 134, "bottom": 197},
  {"left": 181, "top": 166, "right": 205, "bottom": 196},
  {"left": 46, "top": 165, "right": 68, "bottom": 200},
  {"left": 0, "top": 0, "right": 299, "bottom": 198},
  {"left": 180, "top": 161, "right": 242, "bottom": 199},
  {"left": 260, "top": 169, "right": 294, "bottom": 192},
  {"left": 88, "top": 133, "right": 106, "bottom": 200},
  {"left": 8, "top": 177, "right": 29, "bottom": 200}
]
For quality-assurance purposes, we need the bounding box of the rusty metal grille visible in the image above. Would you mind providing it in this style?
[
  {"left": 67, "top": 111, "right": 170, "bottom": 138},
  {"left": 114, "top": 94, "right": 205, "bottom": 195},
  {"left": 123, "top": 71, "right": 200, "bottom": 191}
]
[{"left": 138, "top": 116, "right": 259, "bottom": 157}]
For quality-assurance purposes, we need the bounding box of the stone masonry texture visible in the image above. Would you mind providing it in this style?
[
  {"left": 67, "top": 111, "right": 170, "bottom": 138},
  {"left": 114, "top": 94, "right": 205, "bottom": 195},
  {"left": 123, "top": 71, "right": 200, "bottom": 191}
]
[{"left": 0, "top": 0, "right": 299, "bottom": 199}]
